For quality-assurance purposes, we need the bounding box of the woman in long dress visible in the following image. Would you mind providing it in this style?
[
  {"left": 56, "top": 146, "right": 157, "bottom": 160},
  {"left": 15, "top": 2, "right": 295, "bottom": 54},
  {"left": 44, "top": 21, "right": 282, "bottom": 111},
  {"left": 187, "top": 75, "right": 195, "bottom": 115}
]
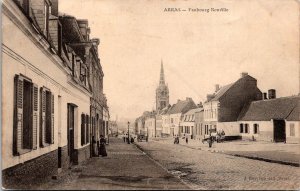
[{"left": 99, "top": 135, "right": 107, "bottom": 157}]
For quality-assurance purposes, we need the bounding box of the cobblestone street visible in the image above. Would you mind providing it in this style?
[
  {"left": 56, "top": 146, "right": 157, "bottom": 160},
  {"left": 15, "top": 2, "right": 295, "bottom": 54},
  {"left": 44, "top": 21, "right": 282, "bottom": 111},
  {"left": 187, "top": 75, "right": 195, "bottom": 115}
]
[
  {"left": 136, "top": 139, "right": 300, "bottom": 190},
  {"left": 39, "top": 138, "right": 189, "bottom": 190}
]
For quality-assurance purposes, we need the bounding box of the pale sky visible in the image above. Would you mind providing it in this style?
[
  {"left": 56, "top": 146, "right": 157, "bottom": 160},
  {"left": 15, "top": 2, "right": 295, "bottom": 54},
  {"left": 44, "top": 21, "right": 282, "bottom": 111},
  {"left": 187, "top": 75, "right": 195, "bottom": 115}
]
[{"left": 59, "top": 0, "right": 299, "bottom": 121}]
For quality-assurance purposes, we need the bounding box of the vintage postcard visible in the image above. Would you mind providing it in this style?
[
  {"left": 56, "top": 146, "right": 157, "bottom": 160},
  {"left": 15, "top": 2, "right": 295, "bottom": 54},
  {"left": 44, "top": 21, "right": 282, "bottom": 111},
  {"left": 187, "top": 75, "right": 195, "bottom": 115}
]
[{"left": 1, "top": 0, "right": 299, "bottom": 190}]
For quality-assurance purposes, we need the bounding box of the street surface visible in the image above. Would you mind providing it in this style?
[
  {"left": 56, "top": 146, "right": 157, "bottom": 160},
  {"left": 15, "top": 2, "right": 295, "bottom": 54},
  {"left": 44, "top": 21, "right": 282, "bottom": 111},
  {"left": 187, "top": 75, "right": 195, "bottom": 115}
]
[
  {"left": 41, "top": 138, "right": 189, "bottom": 190},
  {"left": 136, "top": 139, "right": 300, "bottom": 190}
]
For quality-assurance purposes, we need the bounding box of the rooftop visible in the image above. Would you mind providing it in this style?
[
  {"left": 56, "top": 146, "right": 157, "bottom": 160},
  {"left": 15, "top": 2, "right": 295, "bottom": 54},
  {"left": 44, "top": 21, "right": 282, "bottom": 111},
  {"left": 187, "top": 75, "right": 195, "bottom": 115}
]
[{"left": 238, "top": 96, "right": 300, "bottom": 121}]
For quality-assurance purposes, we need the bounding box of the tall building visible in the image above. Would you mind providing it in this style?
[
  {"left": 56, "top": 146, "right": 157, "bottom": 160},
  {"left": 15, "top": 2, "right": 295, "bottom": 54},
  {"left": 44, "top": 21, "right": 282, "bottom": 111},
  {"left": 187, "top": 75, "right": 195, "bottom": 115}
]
[{"left": 156, "top": 60, "right": 169, "bottom": 111}]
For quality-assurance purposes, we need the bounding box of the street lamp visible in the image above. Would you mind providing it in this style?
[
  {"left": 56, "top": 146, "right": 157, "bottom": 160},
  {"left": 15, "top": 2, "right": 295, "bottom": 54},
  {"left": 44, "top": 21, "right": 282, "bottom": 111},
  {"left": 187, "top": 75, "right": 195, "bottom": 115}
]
[{"left": 127, "top": 121, "right": 130, "bottom": 144}]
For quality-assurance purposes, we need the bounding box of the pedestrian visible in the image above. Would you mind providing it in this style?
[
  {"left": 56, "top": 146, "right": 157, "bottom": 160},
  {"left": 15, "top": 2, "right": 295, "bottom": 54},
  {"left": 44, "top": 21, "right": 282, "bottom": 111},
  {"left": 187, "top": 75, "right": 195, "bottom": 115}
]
[
  {"left": 99, "top": 135, "right": 107, "bottom": 157},
  {"left": 208, "top": 135, "right": 213, "bottom": 148},
  {"left": 186, "top": 136, "right": 188, "bottom": 144}
]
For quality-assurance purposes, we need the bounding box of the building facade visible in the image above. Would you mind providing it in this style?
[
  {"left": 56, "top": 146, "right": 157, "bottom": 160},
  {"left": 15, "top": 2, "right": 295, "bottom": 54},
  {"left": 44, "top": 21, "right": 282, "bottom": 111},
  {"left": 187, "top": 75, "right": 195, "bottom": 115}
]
[
  {"left": 238, "top": 95, "right": 300, "bottom": 143},
  {"left": 168, "top": 98, "right": 197, "bottom": 137},
  {"left": 179, "top": 108, "right": 203, "bottom": 139},
  {"left": 2, "top": 0, "right": 108, "bottom": 187},
  {"left": 194, "top": 108, "right": 204, "bottom": 140},
  {"left": 203, "top": 73, "right": 262, "bottom": 139}
]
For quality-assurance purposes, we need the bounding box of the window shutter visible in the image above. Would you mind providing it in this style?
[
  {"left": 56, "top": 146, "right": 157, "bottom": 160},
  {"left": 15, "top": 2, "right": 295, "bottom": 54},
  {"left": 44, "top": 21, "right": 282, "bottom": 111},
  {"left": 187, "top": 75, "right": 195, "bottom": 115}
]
[
  {"left": 40, "top": 88, "right": 46, "bottom": 147},
  {"left": 51, "top": 94, "right": 54, "bottom": 144},
  {"left": 13, "top": 75, "right": 24, "bottom": 155},
  {"left": 32, "top": 84, "right": 38, "bottom": 150},
  {"left": 86, "top": 115, "right": 89, "bottom": 143},
  {"left": 81, "top": 114, "right": 85, "bottom": 145}
]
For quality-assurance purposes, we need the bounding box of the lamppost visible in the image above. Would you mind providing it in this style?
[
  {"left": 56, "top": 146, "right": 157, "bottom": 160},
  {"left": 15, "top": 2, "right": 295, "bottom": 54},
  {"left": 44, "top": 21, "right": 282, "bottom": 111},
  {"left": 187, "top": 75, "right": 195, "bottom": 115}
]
[{"left": 127, "top": 121, "right": 130, "bottom": 144}]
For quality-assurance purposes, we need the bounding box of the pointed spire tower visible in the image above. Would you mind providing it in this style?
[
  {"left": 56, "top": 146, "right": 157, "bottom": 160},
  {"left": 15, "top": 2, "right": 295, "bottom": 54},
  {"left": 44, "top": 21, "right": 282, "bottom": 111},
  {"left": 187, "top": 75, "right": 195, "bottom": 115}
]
[
  {"left": 159, "top": 59, "right": 165, "bottom": 85},
  {"left": 156, "top": 59, "right": 169, "bottom": 111}
]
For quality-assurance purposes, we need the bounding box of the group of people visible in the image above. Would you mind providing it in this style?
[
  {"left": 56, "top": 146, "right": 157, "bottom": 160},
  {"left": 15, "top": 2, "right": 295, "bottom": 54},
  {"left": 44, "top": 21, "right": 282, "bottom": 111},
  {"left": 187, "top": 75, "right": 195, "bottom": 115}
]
[
  {"left": 92, "top": 135, "right": 107, "bottom": 157},
  {"left": 174, "top": 134, "right": 189, "bottom": 144},
  {"left": 123, "top": 135, "right": 135, "bottom": 144},
  {"left": 173, "top": 129, "right": 226, "bottom": 148}
]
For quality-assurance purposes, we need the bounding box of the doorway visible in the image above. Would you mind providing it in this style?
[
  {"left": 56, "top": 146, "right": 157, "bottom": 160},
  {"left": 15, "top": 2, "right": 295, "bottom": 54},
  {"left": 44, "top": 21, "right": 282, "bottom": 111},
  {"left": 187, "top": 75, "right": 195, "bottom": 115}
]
[
  {"left": 67, "top": 104, "right": 76, "bottom": 164},
  {"left": 273, "top": 119, "right": 286, "bottom": 142}
]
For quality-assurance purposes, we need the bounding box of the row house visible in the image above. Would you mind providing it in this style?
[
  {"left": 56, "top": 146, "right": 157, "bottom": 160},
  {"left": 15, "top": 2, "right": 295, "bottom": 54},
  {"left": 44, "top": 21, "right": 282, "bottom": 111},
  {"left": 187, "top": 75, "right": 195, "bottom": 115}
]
[
  {"left": 2, "top": 0, "right": 108, "bottom": 187},
  {"left": 59, "top": 16, "right": 109, "bottom": 156},
  {"left": 194, "top": 108, "right": 204, "bottom": 140},
  {"left": 238, "top": 94, "right": 300, "bottom": 143},
  {"left": 167, "top": 98, "right": 197, "bottom": 137},
  {"left": 203, "top": 73, "right": 262, "bottom": 139},
  {"left": 144, "top": 111, "right": 156, "bottom": 138},
  {"left": 159, "top": 105, "right": 172, "bottom": 137},
  {"left": 179, "top": 108, "right": 203, "bottom": 139},
  {"left": 135, "top": 111, "right": 150, "bottom": 136}
]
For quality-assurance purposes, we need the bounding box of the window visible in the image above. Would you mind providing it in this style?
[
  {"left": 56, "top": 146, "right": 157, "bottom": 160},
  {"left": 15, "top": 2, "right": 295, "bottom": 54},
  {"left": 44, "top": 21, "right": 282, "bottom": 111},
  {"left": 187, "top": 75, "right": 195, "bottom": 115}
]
[
  {"left": 245, "top": 124, "right": 249, "bottom": 133},
  {"left": 290, "top": 123, "right": 295, "bottom": 136},
  {"left": 13, "top": 75, "right": 38, "bottom": 155},
  {"left": 40, "top": 87, "right": 54, "bottom": 147},
  {"left": 171, "top": 118, "right": 173, "bottom": 124},
  {"left": 86, "top": 115, "right": 90, "bottom": 143},
  {"left": 81, "top": 114, "right": 90, "bottom": 145},
  {"left": 253, "top": 124, "right": 259, "bottom": 134},
  {"left": 240, "top": 124, "right": 244, "bottom": 133}
]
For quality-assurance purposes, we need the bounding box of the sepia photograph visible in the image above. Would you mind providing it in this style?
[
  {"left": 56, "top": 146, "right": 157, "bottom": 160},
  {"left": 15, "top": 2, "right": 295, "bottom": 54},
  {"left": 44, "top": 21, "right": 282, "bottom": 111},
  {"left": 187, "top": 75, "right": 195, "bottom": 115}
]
[{"left": 1, "top": 0, "right": 300, "bottom": 190}]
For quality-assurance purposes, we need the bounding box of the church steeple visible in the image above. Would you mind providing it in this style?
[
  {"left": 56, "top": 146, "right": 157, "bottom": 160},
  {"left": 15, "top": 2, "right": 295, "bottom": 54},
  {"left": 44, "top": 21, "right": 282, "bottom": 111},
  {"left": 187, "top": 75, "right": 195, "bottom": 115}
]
[
  {"left": 159, "top": 59, "right": 165, "bottom": 85},
  {"left": 156, "top": 59, "right": 169, "bottom": 111}
]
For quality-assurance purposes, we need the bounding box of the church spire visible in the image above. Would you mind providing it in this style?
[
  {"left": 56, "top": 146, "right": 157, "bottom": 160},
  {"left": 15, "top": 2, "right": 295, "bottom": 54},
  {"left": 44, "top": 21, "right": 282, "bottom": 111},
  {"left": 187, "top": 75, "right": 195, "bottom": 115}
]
[{"left": 159, "top": 59, "right": 165, "bottom": 85}]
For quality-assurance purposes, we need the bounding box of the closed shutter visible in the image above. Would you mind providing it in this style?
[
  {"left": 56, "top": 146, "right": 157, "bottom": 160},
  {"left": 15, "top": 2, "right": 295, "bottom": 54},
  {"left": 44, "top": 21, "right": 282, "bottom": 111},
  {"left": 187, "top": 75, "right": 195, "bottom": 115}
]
[
  {"left": 32, "top": 84, "right": 38, "bottom": 150},
  {"left": 86, "top": 115, "right": 89, "bottom": 143},
  {"left": 51, "top": 94, "right": 54, "bottom": 144},
  {"left": 40, "top": 88, "right": 46, "bottom": 147},
  {"left": 81, "top": 114, "right": 85, "bottom": 145},
  {"left": 13, "top": 75, "right": 24, "bottom": 155}
]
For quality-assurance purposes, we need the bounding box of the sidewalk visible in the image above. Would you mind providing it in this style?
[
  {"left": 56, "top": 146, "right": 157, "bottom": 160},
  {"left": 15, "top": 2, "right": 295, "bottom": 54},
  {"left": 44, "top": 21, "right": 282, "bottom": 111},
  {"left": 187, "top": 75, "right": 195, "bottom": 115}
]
[
  {"left": 38, "top": 137, "right": 190, "bottom": 190},
  {"left": 152, "top": 137, "right": 300, "bottom": 167}
]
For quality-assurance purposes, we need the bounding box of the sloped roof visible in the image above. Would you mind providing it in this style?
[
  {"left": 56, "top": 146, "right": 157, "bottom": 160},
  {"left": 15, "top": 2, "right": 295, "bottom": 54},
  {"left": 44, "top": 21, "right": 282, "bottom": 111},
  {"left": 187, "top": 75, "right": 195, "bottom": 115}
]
[
  {"left": 208, "top": 75, "right": 257, "bottom": 102},
  {"left": 286, "top": 101, "right": 300, "bottom": 121},
  {"left": 183, "top": 107, "right": 203, "bottom": 115},
  {"left": 211, "top": 83, "right": 234, "bottom": 101},
  {"left": 238, "top": 96, "right": 300, "bottom": 121},
  {"left": 168, "top": 99, "right": 197, "bottom": 114}
]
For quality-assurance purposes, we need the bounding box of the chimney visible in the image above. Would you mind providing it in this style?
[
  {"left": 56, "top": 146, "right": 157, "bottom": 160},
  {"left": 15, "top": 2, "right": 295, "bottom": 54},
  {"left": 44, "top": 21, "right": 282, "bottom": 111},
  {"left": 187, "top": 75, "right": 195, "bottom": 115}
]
[
  {"left": 268, "top": 89, "right": 276, "bottom": 99},
  {"left": 241, "top": 72, "right": 248, "bottom": 78},
  {"left": 215, "top": 84, "right": 220, "bottom": 92},
  {"left": 262, "top": 93, "right": 267, "bottom": 100},
  {"left": 206, "top": 94, "right": 215, "bottom": 102},
  {"left": 51, "top": 0, "right": 58, "bottom": 17},
  {"left": 186, "top": 97, "right": 192, "bottom": 101},
  {"left": 77, "top": 20, "right": 89, "bottom": 41}
]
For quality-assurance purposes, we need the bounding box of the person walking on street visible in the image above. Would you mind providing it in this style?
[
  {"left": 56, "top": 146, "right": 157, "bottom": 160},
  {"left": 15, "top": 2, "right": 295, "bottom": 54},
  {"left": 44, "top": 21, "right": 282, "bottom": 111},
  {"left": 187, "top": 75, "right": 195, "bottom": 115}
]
[
  {"left": 186, "top": 136, "right": 188, "bottom": 144},
  {"left": 99, "top": 135, "right": 107, "bottom": 157}
]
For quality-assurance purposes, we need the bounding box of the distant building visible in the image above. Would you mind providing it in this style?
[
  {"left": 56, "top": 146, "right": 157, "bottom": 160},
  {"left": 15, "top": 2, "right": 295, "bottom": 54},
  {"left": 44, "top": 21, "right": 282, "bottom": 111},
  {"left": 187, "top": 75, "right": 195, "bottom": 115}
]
[
  {"left": 203, "top": 73, "right": 262, "bottom": 139},
  {"left": 238, "top": 95, "right": 300, "bottom": 143},
  {"left": 168, "top": 98, "right": 197, "bottom": 136},
  {"left": 179, "top": 108, "right": 203, "bottom": 139},
  {"left": 194, "top": 108, "right": 204, "bottom": 140},
  {"left": 145, "top": 111, "right": 156, "bottom": 138}
]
